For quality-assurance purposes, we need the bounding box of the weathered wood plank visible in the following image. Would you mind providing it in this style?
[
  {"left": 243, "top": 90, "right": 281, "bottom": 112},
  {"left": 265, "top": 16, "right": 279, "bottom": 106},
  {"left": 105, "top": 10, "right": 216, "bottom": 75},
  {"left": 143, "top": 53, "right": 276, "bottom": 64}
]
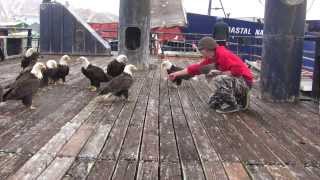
[
  {"left": 58, "top": 124, "right": 96, "bottom": 157},
  {"left": 306, "top": 167, "right": 320, "bottom": 178},
  {"left": 62, "top": 158, "right": 95, "bottom": 180},
  {"left": 140, "top": 67, "right": 160, "bottom": 162},
  {"left": 178, "top": 84, "right": 228, "bottom": 180},
  {"left": 88, "top": 72, "right": 153, "bottom": 179},
  {"left": 158, "top": 73, "right": 182, "bottom": 179},
  {"left": 8, "top": 96, "right": 99, "bottom": 180},
  {"left": 112, "top": 160, "right": 137, "bottom": 180},
  {"left": 111, "top": 71, "right": 155, "bottom": 178},
  {"left": 160, "top": 162, "right": 181, "bottom": 180},
  {"left": 193, "top": 78, "right": 281, "bottom": 164},
  {"left": 168, "top": 83, "right": 205, "bottom": 179},
  {"left": 4, "top": 90, "right": 95, "bottom": 154},
  {"left": 250, "top": 100, "right": 318, "bottom": 164},
  {"left": 0, "top": 79, "right": 91, "bottom": 150},
  {"left": 65, "top": 77, "right": 145, "bottom": 179},
  {"left": 86, "top": 160, "right": 115, "bottom": 180},
  {"left": 37, "top": 157, "right": 74, "bottom": 180},
  {"left": 265, "top": 165, "right": 298, "bottom": 180},
  {"left": 136, "top": 161, "right": 158, "bottom": 180},
  {"left": 250, "top": 89, "right": 320, "bottom": 156},
  {"left": 245, "top": 165, "right": 273, "bottom": 180},
  {"left": 194, "top": 78, "right": 318, "bottom": 179},
  {"left": 223, "top": 162, "right": 251, "bottom": 180},
  {"left": 185, "top": 81, "right": 240, "bottom": 162},
  {"left": 0, "top": 154, "right": 30, "bottom": 179}
]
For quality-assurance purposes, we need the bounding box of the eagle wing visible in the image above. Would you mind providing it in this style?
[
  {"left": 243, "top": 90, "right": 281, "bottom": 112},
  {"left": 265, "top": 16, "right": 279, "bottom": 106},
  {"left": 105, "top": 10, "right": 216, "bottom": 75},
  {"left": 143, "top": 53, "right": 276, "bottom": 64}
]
[
  {"left": 21, "top": 57, "right": 31, "bottom": 69},
  {"left": 100, "top": 74, "right": 133, "bottom": 94},
  {"left": 57, "top": 65, "right": 69, "bottom": 77},
  {"left": 4, "top": 73, "right": 40, "bottom": 100},
  {"left": 107, "top": 60, "right": 126, "bottom": 77}
]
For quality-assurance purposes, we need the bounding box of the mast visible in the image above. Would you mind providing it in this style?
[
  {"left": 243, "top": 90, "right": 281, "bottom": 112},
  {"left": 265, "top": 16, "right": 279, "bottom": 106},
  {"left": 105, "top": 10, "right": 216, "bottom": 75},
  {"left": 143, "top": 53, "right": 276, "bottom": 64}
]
[{"left": 208, "top": 0, "right": 212, "bottom": 16}]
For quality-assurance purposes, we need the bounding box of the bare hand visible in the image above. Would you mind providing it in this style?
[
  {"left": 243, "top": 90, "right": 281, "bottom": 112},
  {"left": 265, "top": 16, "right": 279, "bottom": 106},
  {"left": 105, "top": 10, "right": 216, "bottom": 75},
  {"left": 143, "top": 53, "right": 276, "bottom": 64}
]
[
  {"left": 168, "top": 73, "right": 177, "bottom": 81},
  {"left": 207, "top": 69, "right": 222, "bottom": 78}
]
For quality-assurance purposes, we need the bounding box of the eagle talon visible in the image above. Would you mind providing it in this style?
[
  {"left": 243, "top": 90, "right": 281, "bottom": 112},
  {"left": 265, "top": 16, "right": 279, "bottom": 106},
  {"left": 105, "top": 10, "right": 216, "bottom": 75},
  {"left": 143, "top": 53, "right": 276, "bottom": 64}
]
[
  {"left": 90, "top": 86, "right": 97, "bottom": 92},
  {"left": 29, "top": 105, "right": 36, "bottom": 110}
]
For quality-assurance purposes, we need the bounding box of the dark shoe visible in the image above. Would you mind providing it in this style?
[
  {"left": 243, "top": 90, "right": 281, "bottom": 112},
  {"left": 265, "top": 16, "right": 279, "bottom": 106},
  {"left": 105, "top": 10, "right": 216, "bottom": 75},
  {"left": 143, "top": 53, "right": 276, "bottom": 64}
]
[
  {"left": 240, "top": 90, "right": 250, "bottom": 110},
  {"left": 216, "top": 104, "right": 239, "bottom": 114}
]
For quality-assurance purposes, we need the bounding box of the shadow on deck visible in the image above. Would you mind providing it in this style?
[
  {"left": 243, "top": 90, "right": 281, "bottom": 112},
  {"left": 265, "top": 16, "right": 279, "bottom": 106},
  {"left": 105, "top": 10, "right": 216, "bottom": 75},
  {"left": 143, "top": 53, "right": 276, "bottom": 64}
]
[{"left": 0, "top": 56, "right": 319, "bottom": 180}]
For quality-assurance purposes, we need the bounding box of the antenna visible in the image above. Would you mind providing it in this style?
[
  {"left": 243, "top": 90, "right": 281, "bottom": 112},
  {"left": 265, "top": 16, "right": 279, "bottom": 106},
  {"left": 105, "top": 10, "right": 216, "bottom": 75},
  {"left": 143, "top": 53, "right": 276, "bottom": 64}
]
[
  {"left": 208, "top": 0, "right": 228, "bottom": 18},
  {"left": 208, "top": 0, "right": 212, "bottom": 16}
]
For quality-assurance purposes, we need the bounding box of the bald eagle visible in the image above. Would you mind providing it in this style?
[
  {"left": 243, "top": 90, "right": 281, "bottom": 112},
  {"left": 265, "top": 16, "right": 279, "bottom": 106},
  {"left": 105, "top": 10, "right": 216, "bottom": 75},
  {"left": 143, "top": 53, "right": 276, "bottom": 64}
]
[
  {"left": 3, "top": 62, "right": 46, "bottom": 109},
  {"left": 78, "top": 56, "right": 111, "bottom": 91},
  {"left": 21, "top": 48, "right": 39, "bottom": 70},
  {"left": 45, "top": 60, "right": 59, "bottom": 85},
  {"left": 99, "top": 64, "right": 137, "bottom": 101},
  {"left": 161, "top": 60, "right": 195, "bottom": 87},
  {"left": 106, "top": 54, "right": 128, "bottom": 77},
  {"left": 56, "top": 55, "right": 71, "bottom": 83}
]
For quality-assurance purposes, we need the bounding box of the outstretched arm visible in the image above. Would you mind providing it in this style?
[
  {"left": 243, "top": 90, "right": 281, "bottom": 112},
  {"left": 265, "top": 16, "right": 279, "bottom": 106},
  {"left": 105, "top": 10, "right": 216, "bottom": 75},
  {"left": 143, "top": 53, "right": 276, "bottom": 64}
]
[{"left": 168, "top": 69, "right": 189, "bottom": 81}]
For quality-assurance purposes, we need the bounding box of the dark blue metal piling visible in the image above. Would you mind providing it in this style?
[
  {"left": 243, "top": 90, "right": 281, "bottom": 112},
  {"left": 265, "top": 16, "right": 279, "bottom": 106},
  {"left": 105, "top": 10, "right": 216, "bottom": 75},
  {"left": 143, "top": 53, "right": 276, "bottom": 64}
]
[
  {"left": 312, "top": 40, "right": 320, "bottom": 100},
  {"left": 261, "top": 0, "right": 307, "bottom": 102}
]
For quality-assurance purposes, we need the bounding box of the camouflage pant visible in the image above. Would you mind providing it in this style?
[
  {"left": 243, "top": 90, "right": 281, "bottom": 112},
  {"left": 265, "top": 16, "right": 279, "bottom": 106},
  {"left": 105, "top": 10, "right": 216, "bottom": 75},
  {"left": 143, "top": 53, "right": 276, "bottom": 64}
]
[{"left": 208, "top": 75, "right": 249, "bottom": 109}]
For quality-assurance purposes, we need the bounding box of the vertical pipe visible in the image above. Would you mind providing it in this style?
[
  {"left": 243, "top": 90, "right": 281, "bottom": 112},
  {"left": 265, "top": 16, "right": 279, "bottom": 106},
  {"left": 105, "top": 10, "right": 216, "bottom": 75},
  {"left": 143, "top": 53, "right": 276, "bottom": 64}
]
[
  {"left": 27, "top": 29, "right": 32, "bottom": 49},
  {"left": 208, "top": 0, "right": 212, "bottom": 16},
  {"left": 261, "top": 0, "right": 307, "bottom": 102},
  {"left": 119, "top": 0, "right": 151, "bottom": 69},
  {"left": 312, "top": 39, "right": 320, "bottom": 100}
]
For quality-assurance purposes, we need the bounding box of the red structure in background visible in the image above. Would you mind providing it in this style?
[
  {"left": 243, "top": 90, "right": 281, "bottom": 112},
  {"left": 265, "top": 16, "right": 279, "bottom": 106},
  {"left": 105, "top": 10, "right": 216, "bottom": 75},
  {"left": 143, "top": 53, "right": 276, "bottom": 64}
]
[
  {"left": 151, "top": 26, "right": 184, "bottom": 42},
  {"left": 89, "top": 23, "right": 188, "bottom": 56},
  {"left": 89, "top": 22, "right": 118, "bottom": 40},
  {"left": 89, "top": 22, "right": 185, "bottom": 42}
]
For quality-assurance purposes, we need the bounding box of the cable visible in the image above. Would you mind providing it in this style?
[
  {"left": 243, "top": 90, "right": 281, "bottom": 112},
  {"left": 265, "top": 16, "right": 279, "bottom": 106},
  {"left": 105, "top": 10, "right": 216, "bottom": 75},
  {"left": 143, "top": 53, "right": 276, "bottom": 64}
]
[
  {"left": 218, "top": 0, "right": 227, "bottom": 18},
  {"left": 307, "top": 0, "right": 316, "bottom": 13},
  {"left": 258, "top": 0, "right": 265, "bottom": 7}
]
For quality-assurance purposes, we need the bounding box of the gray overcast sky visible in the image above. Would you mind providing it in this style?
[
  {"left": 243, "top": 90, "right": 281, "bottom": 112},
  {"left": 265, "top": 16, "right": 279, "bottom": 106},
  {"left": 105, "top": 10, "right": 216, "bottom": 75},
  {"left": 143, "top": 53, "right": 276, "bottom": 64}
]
[{"left": 58, "top": 0, "right": 319, "bottom": 20}]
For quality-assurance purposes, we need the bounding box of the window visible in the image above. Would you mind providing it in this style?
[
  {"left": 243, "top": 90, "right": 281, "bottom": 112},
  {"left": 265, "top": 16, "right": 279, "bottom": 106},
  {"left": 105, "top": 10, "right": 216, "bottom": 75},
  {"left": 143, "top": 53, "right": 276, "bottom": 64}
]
[{"left": 125, "top": 27, "right": 141, "bottom": 50}]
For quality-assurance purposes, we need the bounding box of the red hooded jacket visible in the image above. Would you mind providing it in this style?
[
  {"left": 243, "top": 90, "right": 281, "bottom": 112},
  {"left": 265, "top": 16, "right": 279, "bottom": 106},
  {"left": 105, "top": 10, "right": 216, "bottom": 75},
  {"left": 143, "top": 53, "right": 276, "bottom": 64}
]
[{"left": 187, "top": 46, "right": 253, "bottom": 86}]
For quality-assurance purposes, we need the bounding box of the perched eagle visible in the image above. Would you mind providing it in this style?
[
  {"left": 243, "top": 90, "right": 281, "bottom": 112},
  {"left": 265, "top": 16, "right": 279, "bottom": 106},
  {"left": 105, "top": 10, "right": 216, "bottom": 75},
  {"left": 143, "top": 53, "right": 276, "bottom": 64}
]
[
  {"left": 161, "top": 60, "right": 195, "bottom": 87},
  {"left": 45, "top": 59, "right": 59, "bottom": 85},
  {"left": 106, "top": 54, "right": 128, "bottom": 77},
  {"left": 99, "top": 64, "right": 137, "bottom": 101},
  {"left": 21, "top": 48, "right": 39, "bottom": 70},
  {"left": 56, "top": 55, "right": 71, "bottom": 83},
  {"left": 2, "top": 62, "right": 46, "bottom": 109},
  {"left": 79, "top": 56, "right": 111, "bottom": 91}
]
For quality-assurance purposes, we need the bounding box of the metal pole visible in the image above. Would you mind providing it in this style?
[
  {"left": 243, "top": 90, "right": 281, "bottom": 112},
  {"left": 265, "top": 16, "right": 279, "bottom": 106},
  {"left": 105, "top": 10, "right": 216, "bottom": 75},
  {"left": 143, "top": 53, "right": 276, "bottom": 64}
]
[
  {"left": 27, "top": 29, "right": 32, "bottom": 49},
  {"left": 119, "top": 0, "right": 150, "bottom": 69},
  {"left": 312, "top": 39, "right": 320, "bottom": 100},
  {"left": 261, "top": 0, "right": 307, "bottom": 102},
  {"left": 208, "top": 0, "right": 212, "bottom": 16}
]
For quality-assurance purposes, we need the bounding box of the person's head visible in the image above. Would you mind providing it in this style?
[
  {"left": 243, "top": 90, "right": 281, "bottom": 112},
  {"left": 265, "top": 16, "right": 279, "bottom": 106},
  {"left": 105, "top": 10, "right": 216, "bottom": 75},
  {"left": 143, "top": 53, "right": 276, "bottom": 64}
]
[
  {"left": 197, "top": 37, "right": 218, "bottom": 58},
  {"left": 216, "top": 17, "right": 224, "bottom": 22}
]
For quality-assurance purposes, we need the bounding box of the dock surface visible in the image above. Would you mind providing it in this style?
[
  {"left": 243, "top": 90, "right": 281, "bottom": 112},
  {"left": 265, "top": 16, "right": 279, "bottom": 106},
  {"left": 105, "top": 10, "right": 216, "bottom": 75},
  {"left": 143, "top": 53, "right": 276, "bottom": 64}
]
[{"left": 0, "top": 56, "right": 319, "bottom": 180}]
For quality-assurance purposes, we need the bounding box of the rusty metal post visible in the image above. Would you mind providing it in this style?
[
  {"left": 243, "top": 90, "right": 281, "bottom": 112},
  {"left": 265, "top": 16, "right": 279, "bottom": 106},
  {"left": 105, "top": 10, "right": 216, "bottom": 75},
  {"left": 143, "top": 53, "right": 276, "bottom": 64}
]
[
  {"left": 261, "top": 0, "right": 307, "bottom": 102},
  {"left": 119, "top": 0, "right": 151, "bottom": 69}
]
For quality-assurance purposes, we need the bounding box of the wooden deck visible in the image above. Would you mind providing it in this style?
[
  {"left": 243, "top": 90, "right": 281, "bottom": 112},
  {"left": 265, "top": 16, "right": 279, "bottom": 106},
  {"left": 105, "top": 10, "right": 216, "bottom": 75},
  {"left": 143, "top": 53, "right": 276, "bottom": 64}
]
[{"left": 0, "top": 56, "right": 319, "bottom": 180}]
